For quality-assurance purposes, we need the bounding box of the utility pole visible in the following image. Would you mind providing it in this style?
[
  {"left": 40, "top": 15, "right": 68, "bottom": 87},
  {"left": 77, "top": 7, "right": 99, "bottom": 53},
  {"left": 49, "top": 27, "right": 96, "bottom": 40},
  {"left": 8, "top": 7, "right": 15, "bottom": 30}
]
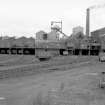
[{"left": 34, "top": 33, "right": 36, "bottom": 56}]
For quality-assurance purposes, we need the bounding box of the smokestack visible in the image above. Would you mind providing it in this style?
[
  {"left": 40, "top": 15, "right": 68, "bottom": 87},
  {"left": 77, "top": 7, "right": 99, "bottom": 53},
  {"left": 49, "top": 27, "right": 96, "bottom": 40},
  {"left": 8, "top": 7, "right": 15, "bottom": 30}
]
[{"left": 86, "top": 8, "right": 90, "bottom": 37}]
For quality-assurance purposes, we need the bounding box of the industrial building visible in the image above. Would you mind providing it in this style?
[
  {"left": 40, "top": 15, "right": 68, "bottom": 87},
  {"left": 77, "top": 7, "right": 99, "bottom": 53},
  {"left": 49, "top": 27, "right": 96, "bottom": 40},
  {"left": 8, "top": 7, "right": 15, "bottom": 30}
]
[
  {"left": 72, "top": 26, "right": 84, "bottom": 35},
  {"left": 91, "top": 27, "right": 105, "bottom": 42},
  {"left": 91, "top": 27, "right": 105, "bottom": 37},
  {"left": 36, "top": 31, "right": 47, "bottom": 40},
  {"left": 36, "top": 29, "right": 59, "bottom": 41},
  {"left": 0, "top": 7, "right": 104, "bottom": 57}
]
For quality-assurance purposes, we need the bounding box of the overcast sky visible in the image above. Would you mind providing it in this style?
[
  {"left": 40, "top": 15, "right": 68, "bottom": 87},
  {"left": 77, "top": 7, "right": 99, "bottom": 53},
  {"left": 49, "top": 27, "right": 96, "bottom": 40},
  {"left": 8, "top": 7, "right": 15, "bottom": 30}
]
[{"left": 0, "top": 0, "right": 105, "bottom": 37}]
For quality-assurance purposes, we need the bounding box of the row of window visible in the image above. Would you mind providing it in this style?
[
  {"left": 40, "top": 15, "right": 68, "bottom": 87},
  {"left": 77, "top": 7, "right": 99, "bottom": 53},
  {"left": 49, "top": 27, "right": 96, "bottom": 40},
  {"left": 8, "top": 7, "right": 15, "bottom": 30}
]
[
  {"left": 0, "top": 48, "right": 35, "bottom": 55},
  {"left": 0, "top": 48, "right": 101, "bottom": 56}
]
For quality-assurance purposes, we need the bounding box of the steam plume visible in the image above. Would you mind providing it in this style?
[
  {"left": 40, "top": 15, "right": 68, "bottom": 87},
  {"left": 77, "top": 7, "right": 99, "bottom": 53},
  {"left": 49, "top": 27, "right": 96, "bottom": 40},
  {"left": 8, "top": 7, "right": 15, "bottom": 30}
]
[{"left": 89, "top": 3, "right": 105, "bottom": 10}]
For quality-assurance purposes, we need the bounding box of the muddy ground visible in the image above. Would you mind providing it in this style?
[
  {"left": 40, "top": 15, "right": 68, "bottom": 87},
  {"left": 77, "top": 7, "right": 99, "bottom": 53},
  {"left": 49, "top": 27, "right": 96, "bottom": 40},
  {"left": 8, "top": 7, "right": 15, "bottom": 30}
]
[{"left": 0, "top": 56, "right": 105, "bottom": 105}]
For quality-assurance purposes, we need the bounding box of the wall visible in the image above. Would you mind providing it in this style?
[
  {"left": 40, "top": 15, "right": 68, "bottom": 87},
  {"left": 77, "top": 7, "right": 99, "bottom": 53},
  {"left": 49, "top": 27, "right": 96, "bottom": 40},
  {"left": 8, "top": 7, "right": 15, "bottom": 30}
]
[
  {"left": 0, "top": 37, "right": 35, "bottom": 48},
  {"left": 72, "top": 26, "right": 84, "bottom": 35},
  {"left": 47, "top": 30, "right": 59, "bottom": 41},
  {"left": 91, "top": 27, "right": 105, "bottom": 37},
  {"left": 36, "top": 31, "right": 47, "bottom": 40}
]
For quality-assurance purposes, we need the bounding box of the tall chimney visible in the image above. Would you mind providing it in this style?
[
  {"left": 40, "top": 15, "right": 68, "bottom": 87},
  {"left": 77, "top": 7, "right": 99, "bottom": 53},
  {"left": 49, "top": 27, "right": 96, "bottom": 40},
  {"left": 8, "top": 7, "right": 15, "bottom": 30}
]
[{"left": 86, "top": 8, "right": 90, "bottom": 37}]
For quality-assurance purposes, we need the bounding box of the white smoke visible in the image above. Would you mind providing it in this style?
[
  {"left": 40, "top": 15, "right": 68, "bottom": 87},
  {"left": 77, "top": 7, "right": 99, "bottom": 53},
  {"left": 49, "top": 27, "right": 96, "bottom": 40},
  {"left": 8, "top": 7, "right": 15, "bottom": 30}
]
[{"left": 89, "top": 3, "right": 105, "bottom": 9}]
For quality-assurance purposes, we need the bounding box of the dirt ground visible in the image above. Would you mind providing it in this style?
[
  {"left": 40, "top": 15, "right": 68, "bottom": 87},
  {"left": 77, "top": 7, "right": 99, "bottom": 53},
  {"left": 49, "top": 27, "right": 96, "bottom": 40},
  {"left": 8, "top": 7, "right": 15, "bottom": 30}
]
[{"left": 0, "top": 60, "right": 105, "bottom": 105}]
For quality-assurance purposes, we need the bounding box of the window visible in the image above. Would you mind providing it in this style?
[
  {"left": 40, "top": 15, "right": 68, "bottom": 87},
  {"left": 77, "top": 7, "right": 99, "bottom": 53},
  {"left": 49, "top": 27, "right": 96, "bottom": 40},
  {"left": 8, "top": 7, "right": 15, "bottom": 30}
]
[
  {"left": 43, "top": 34, "right": 47, "bottom": 40},
  {"left": 45, "top": 49, "right": 47, "bottom": 51}
]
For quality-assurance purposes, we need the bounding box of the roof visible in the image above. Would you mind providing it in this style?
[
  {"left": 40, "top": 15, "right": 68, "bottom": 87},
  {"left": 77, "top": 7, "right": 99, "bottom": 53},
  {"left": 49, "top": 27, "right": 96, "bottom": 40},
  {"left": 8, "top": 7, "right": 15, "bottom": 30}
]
[{"left": 91, "top": 27, "right": 105, "bottom": 37}]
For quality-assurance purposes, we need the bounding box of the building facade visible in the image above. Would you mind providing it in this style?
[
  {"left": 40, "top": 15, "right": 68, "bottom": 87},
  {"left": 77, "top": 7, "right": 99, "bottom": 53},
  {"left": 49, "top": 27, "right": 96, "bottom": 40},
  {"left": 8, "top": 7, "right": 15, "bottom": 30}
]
[
  {"left": 36, "top": 30, "right": 59, "bottom": 41},
  {"left": 47, "top": 30, "right": 59, "bottom": 41},
  {"left": 36, "top": 31, "right": 47, "bottom": 40},
  {"left": 72, "top": 26, "right": 84, "bottom": 35}
]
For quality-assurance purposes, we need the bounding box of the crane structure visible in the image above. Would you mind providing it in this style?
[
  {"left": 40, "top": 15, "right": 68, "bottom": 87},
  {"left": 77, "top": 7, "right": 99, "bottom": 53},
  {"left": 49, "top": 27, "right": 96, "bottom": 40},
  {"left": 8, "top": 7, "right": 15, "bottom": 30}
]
[
  {"left": 51, "top": 21, "right": 68, "bottom": 38},
  {"left": 51, "top": 21, "right": 62, "bottom": 32}
]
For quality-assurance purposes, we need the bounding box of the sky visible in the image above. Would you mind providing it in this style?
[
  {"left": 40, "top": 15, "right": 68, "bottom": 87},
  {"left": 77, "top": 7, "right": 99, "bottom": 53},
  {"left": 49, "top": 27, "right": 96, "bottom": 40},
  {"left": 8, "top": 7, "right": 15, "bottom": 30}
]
[{"left": 0, "top": 0, "right": 105, "bottom": 37}]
